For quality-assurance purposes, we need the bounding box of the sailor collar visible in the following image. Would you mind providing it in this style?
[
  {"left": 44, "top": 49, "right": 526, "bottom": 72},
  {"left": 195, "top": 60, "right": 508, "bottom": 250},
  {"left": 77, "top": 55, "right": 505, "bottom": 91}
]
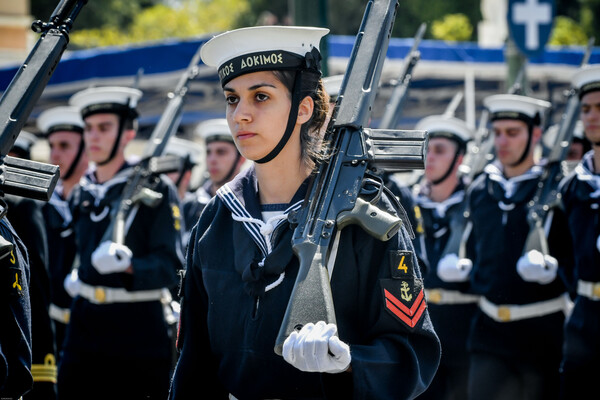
[
  {"left": 574, "top": 151, "right": 600, "bottom": 198},
  {"left": 48, "top": 186, "right": 73, "bottom": 227},
  {"left": 485, "top": 161, "right": 544, "bottom": 199},
  {"left": 79, "top": 161, "right": 135, "bottom": 206},
  {"left": 216, "top": 165, "right": 308, "bottom": 257},
  {"left": 416, "top": 188, "right": 465, "bottom": 219}
]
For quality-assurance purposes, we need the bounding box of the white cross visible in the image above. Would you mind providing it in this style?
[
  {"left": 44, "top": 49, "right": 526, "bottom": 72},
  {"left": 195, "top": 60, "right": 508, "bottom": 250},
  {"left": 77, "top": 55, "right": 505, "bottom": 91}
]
[{"left": 512, "top": 0, "right": 552, "bottom": 50}]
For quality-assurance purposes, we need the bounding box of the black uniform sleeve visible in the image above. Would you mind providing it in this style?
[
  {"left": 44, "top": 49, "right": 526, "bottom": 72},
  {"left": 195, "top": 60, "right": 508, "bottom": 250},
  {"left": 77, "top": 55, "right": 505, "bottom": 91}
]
[
  {"left": 169, "top": 199, "right": 229, "bottom": 399},
  {"left": 128, "top": 178, "right": 184, "bottom": 291},
  {"left": 5, "top": 197, "right": 57, "bottom": 399},
  {"left": 0, "top": 216, "right": 34, "bottom": 398},
  {"left": 323, "top": 188, "right": 441, "bottom": 399},
  {"left": 555, "top": 175, "right": 577, "bottom": 295}
]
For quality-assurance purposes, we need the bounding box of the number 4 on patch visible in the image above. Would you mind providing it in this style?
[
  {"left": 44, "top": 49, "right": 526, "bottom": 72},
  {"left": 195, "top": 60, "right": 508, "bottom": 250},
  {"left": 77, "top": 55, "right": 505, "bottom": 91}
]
[
  {"left": 390, "top": 250, "right": 414, "bottom": 279},
  {"left": 397, "top": 256, "right": 408, "bottom": 273}
]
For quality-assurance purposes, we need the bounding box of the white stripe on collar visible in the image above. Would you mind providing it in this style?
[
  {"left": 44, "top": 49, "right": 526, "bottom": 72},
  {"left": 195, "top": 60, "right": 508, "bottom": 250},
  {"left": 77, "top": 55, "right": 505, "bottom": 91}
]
[
  {"left": 217, "top": 183, "right": 303, "bottom": 257},
  {"left": 485, "top": 162, "right": 543, "bottom": 199},
  {"left": 48, "top": 188, "right": 72, "bottom": 227},
  {"left": 416, "top": 190, "right": 464, "bottom": 218},
  {"left": 575, "top": 152, "right": 600, "bottom": 198},
  {"left": 79, "top": 169, "right": 132, "bottom": 207}
]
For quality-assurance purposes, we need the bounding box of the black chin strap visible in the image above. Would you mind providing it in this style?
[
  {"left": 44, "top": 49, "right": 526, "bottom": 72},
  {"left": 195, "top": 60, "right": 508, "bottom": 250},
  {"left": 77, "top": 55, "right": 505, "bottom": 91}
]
[
  {"left": 214, "top": 152, "right": 241, "bottom": 187},
  {"left": 508, "top": 124, "right": 533, "bottom": 168},
  {"left": 432, "top": 151, "right": 461, "bottom": 186},
  {"left": 62, "top": 136, "right": 85, "bottom": 181},
  {"left": 254, "top": 71, "right": 304, "bottom": 164},
  {"left": 97, "top": 116, "right": 125, "bottom": 166}
]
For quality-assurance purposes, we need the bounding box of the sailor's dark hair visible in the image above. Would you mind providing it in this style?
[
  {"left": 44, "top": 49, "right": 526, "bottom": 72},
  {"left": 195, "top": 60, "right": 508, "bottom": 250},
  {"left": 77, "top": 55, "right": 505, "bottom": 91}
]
[{"left": 272, "top": 69, "right": 329, "bottom": 171}]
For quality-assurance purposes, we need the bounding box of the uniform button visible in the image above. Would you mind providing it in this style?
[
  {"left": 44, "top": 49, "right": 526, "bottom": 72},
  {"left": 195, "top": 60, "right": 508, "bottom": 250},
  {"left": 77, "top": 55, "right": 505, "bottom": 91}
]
[
  {"left": 94, "top": 287, "right": 106, "bottom": 303},
  {"left": 498, "top": 306, "right": 511, "bottom": 322},
  {"left": 428, "top": 289, "right": 442, "bottom": 304},
  {"left": 593, "top": 283, "right": 600, "bottom": 298}
]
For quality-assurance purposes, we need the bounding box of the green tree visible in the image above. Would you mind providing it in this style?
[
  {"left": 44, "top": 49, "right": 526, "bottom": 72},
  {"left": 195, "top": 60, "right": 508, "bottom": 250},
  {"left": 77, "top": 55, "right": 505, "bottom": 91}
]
[
  {"left": 68, "top": 0, "right": 249, "bottom": 48},
  {"left": 323, "top": 0, "right": 481, "bottom": 39},
  {"left": 431, "top": 13, "right": 473, "bottom": 42},
  {"left": 549, "top": 16, "right": 587, "bottom": 46},
  {"left": 555, "top": 0, "right": 599, "bottom": 46},
  {"left": 31, "top": 0, "right": 159, "bottom": 32}
]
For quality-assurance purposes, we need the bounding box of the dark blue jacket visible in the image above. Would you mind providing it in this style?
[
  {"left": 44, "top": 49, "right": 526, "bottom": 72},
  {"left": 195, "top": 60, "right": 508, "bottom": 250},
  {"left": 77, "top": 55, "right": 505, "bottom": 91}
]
[
  {"left": 63, "top": 163, "right": 183, "bottom": 362},
  {"left": 170, "top": 166, "right": 441, "bottom": 400},
  {"left": 465, "top": 163, "right": 570, "bottom": 363},
  {"left": 0, "top": 212, "right": 33, "bottom": 398},
  {"left": 559, "top": 151, "right": 600, "bottom": 365},
  {"left": 415, "top": 183, "right": 478, "bottom": 367},
  {"left": 42, "top": 187, "right": 77, "bottom": 355}
]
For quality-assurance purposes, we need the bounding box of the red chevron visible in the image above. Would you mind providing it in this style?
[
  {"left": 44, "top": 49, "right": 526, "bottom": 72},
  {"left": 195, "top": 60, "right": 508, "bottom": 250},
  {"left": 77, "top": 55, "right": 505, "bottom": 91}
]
[{"left": 384, "top": 288, "right": 426, "bottom": 328}]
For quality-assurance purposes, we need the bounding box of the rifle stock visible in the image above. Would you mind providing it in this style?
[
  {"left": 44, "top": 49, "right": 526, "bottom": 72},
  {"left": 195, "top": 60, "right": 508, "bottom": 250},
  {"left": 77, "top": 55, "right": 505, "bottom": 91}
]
[
  {"left": 0, "top": 0, "right": 87, "bottom": 201},
  {"left": 274, "top": 0, "right": 428, "bottom": 355}
]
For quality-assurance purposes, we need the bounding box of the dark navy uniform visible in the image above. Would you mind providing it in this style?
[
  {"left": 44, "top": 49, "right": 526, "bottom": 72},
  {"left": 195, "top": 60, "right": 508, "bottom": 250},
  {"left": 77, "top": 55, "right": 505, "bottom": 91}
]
[
  {"left": 558, "top": 151, "right": 600, "bottom": 398},
  {"left": 415, "top": 182, "right": 479, "bottom": 400},
  {"left": 58, "top": 164, "right": 183, "bottom": 399},
  {"left": 385, "top": 172, "right": 429, "bottom": 274},
  {"left": 42, "top": 186, "right": 77, "bottom": 359},
  {"left": 4, "top": 195, "right": 57, "bottom": 400},
  {"left": 170, "top": 166, "right": 441, "bottom": 399},
  {"left": 181, "top": 180, "right": 211, "bottom": 244},
  {"left": 465, "top": 162, "right": 571, "bottom": 399},
  {"left": 0, "top": 211, "right": 33, "bottom": 399}
]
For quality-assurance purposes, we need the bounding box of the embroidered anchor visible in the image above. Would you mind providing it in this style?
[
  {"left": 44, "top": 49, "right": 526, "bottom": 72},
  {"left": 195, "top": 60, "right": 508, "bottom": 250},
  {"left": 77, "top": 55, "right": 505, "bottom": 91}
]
[
  {"left": 13, "top": 273, "right": 21, "bottom": 291},
  {"left": 400, "top": 281, "right": 412, "bottom": 301}
]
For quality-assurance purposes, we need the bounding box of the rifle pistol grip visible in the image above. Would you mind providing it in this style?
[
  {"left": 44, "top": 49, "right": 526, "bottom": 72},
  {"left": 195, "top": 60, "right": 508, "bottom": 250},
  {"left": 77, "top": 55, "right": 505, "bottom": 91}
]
[{"left": 337, "top": 197, "right": 401, "bottom": 241}]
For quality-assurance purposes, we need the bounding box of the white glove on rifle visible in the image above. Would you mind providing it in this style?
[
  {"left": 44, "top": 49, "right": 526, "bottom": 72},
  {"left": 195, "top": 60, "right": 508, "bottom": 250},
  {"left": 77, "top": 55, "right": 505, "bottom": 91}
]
[
  {"left": 91, "top": 241, "right": 132, "bottom": 275},
  {"left": 437, "top": 253, "right": 472, "bottom": 282},
  {"left": 64, "top": 268, "right": 81, "bottom": 298},
  {"left": 516, "top": 250, "right": 558, "bottom": 284},
  {"left": 282, "top": 321, "right": 351, "bottom": 374}
]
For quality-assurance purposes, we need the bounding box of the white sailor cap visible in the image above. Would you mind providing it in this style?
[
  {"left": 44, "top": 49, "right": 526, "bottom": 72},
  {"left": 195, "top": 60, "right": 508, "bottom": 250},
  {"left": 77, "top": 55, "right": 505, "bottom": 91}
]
[
  {"left": 69, "top": 86, "right": 143, "bottom": 119},
  {"left": 164, "top": 137, "right": 203, "bottom": 166},
  {"left": 573, "top": 120, "right": 585, "bottom": 139},
  {"left": 200, "top": 26, "right": 329, "bottom": 86},
  {"left": 194, "top": 118, "right": 234, "bottom": 144},
  {"left": 571, "top": 64, "right": 600, "bottom": 99},
  {"left": 323, "top": 74, "right": 344, "bottom": 101},
  {"left": 12, "top": 130, "right": 38, "bottom": 159},
  {"left": 415, "top": 115, "right": 473, "bottom": 149},
  {"left": 37, "top": 106, "right": 84, "bottom": 136},
  {"left": 483, "top": 94, "right": 550, "bottom": 125}
]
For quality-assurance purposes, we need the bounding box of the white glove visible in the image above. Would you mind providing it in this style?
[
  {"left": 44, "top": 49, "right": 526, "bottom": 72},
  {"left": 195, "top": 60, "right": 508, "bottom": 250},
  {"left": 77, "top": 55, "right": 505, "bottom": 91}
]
[
  {"left": 64, "top": 269, "right": 81, "bottom": 298},
  {"left": 282, "top": 321, "right": 351, "bottom": 374},
  {"left": 437, "top": 253, "right": 473, "bottom": 282},
  {"left": 516, "top": 250, "right": 558, "bottom": 284},
  {"left": 597, "top": 235, "right": 600, "bottom": 253},
  {"left": 91, "top": 241, "right": 132, "bottom": 274}
]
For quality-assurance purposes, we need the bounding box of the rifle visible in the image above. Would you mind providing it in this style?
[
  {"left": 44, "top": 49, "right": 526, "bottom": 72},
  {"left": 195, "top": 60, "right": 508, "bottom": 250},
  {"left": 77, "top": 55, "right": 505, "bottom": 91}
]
[
  {"left": 0, "top": 0, "right": 87, "bottom": 203},
  {"left": 378, "top": 22, "right": 426, "bottom": 130},
  {"left": 0, "top": 0, "right": 86, "bottom": 257},
  {"left": 459, "top": 59, "right": 528, "bottom": 183},
  {"left": 522, "top": 36, "right": 595, "bottom": 257},
  {"left": 274, "top": 0, "right": 428, "bottom": 355},
  {"left": 102, "top": 45, "right": 204, "bottom": 245}
]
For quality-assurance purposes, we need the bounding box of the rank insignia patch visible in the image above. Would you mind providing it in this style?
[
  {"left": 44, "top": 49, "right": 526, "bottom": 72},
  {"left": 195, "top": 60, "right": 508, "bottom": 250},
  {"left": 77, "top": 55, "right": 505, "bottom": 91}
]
[
  {"left": 171, "top": 203, "right": 182, "bottom": 231},
  {"left": 381, "top": 279, "right": 427, "bottom": 328},
  {"left": 389, "top": 250, "right": 414, "bottom": 279}
]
